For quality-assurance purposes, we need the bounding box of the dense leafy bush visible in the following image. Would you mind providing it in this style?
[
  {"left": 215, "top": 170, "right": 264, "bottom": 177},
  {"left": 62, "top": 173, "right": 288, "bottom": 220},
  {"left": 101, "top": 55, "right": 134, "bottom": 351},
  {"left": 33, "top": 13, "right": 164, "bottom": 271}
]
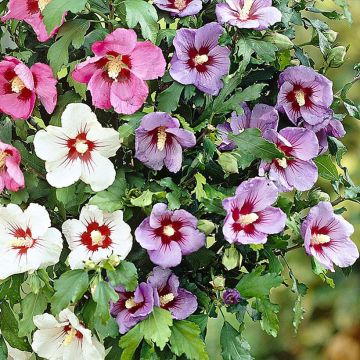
[{"left": 0, "top": 0, "right": 359, "bottom": 359}]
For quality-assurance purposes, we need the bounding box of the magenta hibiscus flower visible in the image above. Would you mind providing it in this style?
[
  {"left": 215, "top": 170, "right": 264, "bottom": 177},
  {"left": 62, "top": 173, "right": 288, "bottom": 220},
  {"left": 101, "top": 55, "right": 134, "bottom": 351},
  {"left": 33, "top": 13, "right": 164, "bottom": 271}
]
[
  {"left": 276, "top": 65, "right": 333, "bottom": 131},
  {"left": 170, "top": 22, "right": 231, "bottom": 95},
  {"left": 216, "top": 0, "right": 282, "bottom": 30},
  {"left": 259, "top": 128, "right": 319, "bottom": 192},
  {"left": 222, "top": 177, "right": 286, "bottom": 245},
  {"left": 2, "top": 0, "right": 66, "bottom": 42},
  {"left": 110, "top": 283, "right": 154, "bottom": 334},
  {"left": 0, "top": 141, "right": 25, "bottom": 193},
  {"left": 72, "top": 29, "right": 166, "bottom": 115},
  {"left": 148, "top": 267, "right": 198, "bottom": 320},
  {"left": 217, "top": 102, "right": 279, "bottom": 150},
  {"left": 135, "top": 203, "right": 206, "bottom": 268},
  {"left": 135, "top": 112, "right": 196, "bottom": 173},
  {"left": 0, "top": 57, "right": 57, "bottom": 120},
  {"left": 153, "top": 0, "right": 202, "bottom": 17},
  {"left": 301, "top": 202, "right": 359, "bottom": 271}
]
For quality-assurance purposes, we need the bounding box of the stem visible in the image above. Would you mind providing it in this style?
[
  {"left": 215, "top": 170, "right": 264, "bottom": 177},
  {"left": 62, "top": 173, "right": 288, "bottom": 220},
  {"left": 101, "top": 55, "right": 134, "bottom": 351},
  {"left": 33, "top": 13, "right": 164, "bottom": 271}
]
[
  {"left": 285, "top": 243, "right": 303, "bottom": 253},
  {"left": 108, "top": 0, "right": 115, "bottom": 32},
  {"left": 335, "top": 75, "right": 360, "bottom": 96},
  {"left": 331, "top": 196, "right": 345, "bottom": 206}
]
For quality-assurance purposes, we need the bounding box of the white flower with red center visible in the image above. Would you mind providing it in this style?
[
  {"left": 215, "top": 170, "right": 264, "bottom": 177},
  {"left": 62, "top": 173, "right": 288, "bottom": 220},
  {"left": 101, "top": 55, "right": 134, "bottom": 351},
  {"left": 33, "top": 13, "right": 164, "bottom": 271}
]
[
  {"left": 31, "top": 309, "right": 105, "bottom": 360},
  {"left": 33, "top": 103, "right": 121, "bottom": 191},
  {"left": 0, "top": 203, "right": 63, "bottom": 280},
  {"left": 62, "top": 205, "right": 133, "bottom": 269}
]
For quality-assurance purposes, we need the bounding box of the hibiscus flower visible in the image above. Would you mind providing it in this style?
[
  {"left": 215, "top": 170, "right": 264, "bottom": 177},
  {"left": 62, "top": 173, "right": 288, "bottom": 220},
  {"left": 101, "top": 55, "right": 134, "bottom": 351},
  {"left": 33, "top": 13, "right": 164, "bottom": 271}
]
[{"left": 153, "top": 0, "right": 202, "bottom": 17}]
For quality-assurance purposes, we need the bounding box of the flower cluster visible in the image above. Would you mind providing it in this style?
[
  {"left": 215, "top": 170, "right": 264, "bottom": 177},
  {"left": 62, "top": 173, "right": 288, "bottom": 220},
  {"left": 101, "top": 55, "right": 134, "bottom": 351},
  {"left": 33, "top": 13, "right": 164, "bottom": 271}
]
[{"left": 0, "top": 0, "right": 359, "bottom": 359}]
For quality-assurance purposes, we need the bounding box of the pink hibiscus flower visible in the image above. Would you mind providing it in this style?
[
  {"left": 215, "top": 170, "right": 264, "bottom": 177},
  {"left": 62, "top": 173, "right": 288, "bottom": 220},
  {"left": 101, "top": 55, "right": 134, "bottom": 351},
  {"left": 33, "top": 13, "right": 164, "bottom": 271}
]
[
  {"left": 0, "top": 141, "right": 25, "bottom": 193},
  {"left": 0, "top": 57, "right": 57, "bottom": 120},
  {"left": 72, "top": 29, "right": 166, "bottom": 115},
  {"left": 2, "top": 0, "right": 66, "bottom": 42}
]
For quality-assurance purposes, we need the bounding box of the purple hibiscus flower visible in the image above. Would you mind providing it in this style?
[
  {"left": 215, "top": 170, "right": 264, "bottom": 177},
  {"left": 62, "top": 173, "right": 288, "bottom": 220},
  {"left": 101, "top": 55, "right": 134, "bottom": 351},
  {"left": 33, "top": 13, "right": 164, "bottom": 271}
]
[
  {"left": 135, "top": 112, "right": 196, "bottom": 173},
  {"left": 222, "top": 288, "right": 242, "bottom": 305},
  {"left": 148, "top": 267, "right": 198, "bottom": 319},
  {"left": 259, "top": 128, "right": 319, "bottom": 192},
  {"left": 217, "top": 102, "right": 279, "bottom": 151},
  {"left": 276, "top": 66, "right": 333, "bottom": 131},
  {"left": 170, "top": 22, "right": 231, "bottom": 96},
  {"left": 216, "top": 0, "right": 282, "bottom": 30},
  {"left": 316, "top": 117, "right": 346, "bottom": 155},
  {"left": 153, "top": 0, "right": 202, "bottom": 17},
  {"left": 110, "top": 283, "right": 154, "bottom": 334},
  {"left": 222, "top": 177, "right": 286, "bottom": 244},
  {"left": 135, "top": 203, "right": 206, "bottom": 268},
  {"left": 301, "top": 202, "right": 359, "bottom": 271}
]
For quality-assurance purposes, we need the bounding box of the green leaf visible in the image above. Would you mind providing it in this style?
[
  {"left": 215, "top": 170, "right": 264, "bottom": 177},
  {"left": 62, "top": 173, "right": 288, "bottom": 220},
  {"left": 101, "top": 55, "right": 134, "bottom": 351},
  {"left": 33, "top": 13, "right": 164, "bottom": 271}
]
[
  {"left": 236, "top": 267, "right": 282, "bottom": 299},
  {"left": 290, "top": 273, "right": 307, "bottom": 333},
  {"left": 93, "top": 281, "right": 119, "bottom": 323},
  {"left": 18, "top": 289, "right": 51, "bottom": 337},
  {"left": 218, "top": 153, "right": 239, "bottom": 174},
  {"left": 47, "top": 19, "right": 90, "bottom": 73},
  {"left": 157, "top": 82, "right": 184, "bottom": 112},
  {"left": 130, "top": 190, "right": 155, "bottom": 207},
  {"left": 220, "top": 322, "right": 253, "bottom": 360},
  {"left": 314, "top": 155, "right": 339, "bottom": 181},
  {"left": 193, "top": 173, "right": 207, "bottom": 201},
  {"left": 89, "top": 170, "right": 127, "bottom": 212},
  {"left": 140, "top": 307, "right": 173, "bottom": 350},
  {"left": 107, "top": 261, "right": 138, "bottom": 291},
  {"left": 51, "top": 270, "right": 89, "bottom": 314},
  {"left": 42, "top": 0, "right": 88, "bottom": 32},
  {"left": 229, "top": 129, "right": 284, "bottom": 166},
  {"left": 0, "top": 336, "right": 8, "bottom": 360},
  {"left": 328, "top": 137, "right": 347, "bottom": 167},
  {"left": 124, "top": 0, "right": 159, "bottom": 43},
  {"left": 254, "top": 298, "right": 280, "bottom": 337},
  {"left": 169, "top": 320, "right": 209, "bottom": 360},
  {"left": 119, "top": 324, "right": 143, "bottom": 360},
  {"left": 0, "top": 302, "right": 30, "bottom": 351},
  {"left": 0, "top": 274, "right": 23, "bottom": 306}
]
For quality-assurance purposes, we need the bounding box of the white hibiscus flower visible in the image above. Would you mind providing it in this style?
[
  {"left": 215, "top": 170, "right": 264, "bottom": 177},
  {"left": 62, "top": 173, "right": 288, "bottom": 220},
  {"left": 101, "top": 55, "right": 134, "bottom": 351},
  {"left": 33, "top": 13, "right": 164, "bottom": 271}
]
[
  {"left": 0, "top": 203, "right": 63, "bottom": 280},
  {"left": 62, "top": 204, "right": 133, "bottom": 269},
  {"left": 33, "top": 103, "right": 121, "bottom": 192},
  {"left": 31, "top": 309, "right": 105, "bottom": 360}
]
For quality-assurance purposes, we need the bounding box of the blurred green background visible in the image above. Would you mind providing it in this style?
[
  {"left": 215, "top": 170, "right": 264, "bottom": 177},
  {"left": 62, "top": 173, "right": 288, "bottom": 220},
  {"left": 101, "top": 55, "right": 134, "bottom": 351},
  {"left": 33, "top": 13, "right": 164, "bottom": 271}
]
[{"left": 206, "top": 1, "right": 360, "bottom": 359}]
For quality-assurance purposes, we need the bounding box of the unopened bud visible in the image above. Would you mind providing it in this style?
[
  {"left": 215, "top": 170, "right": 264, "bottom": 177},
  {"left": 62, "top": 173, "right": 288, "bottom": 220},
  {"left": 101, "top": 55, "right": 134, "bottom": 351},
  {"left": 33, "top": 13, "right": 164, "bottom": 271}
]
[
  {"left": 84, "top": 260, "right": 96, "bottom": 270},
  {"left": 323, "top": 30, "right": 338, "bottom": 43},
  {"left": 264, "top": 33, "right": 294, "bottom": 50},
  {"left": 222, "top": 246, "right": 242, "bottom": 271},
  {"left": 108, "top": 254, "right": 121, "bottom": 268},
  {"left": 327, "top": 46, "right": 347, "bottom": 68},
  {"left": 308, "top": 189, "right": 331, "bottom": 205},
  {"left": 198, "top": 220, "right": 216, "bottom": 235},
  {"left": 210, "top": 275, "right": 225, "bottom": 291}
]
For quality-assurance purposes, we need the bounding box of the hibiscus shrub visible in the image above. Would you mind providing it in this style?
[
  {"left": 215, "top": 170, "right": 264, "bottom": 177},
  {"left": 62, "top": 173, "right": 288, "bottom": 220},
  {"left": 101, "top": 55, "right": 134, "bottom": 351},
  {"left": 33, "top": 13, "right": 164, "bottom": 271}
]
[{"left": 0, "top": 0, "right": 359, "bottom": 359}]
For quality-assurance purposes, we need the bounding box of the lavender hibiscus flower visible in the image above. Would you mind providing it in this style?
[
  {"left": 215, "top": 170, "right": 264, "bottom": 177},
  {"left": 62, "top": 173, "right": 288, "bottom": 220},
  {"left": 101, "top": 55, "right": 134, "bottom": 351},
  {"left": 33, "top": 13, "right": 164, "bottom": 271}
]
[
  {"left": 222, "top": 288, "right": 241, "bottom": 305},
  {"left": 170, "top": 22, "right": 231, "bottom": 95},
  {"left": 316, "top": 117, "right": 346, "bottom": 155},
  {"left": 135, "top": 112, "right": 196, "bottom": 173},
  {"left": 135, "top": 203, "right": 205, "bottom": 268},
  {"left": 216, "top": 0, "right": 282, "bottom": 30},
  {"left": 222, "top": 177, "right": 286, "bottom": 244},
  {"left": 148, "top": 267, "right": 197, "bottom": 319},
  {"left": 218, "top": 102, "right": 279, "bottom": 150},
  {"left": 110, "top": 283, "right": 154, "bottom": 334},
  {"left": 276, "top": 66, "right": 333, "bottom": 131},
  {"left": 153, "top": 0, "right": 202, "bottom": 17},
  {"left": 259, "top": 128, "right": 319, "bottom": 192},
  {"left": 301, "top": 202, "right": 359, "bottom": 271}
]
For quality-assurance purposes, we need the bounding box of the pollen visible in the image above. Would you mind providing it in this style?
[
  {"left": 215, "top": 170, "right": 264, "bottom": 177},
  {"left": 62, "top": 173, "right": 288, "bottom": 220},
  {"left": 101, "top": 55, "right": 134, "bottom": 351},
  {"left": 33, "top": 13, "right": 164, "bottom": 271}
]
[
  {"left": 238, "top": 0, "right": 253, "bottom": 20},
  {"left": 294, "top": 89, "right": 306, "bottom": 106},
  {"left": 160, "top": 293, "right": 175, "bottom": 306},
  {"left": 75, "top": 139, "right": 89, "bottom": 154},
  {"left": 238, "top": 213, "right": 259, "bottom": 226},
  {"left": 277, "top": 157, "right": 288, "bottom": 169},
  {"left": 106, "top": 55, "right": 128, "bottom": 81},
  {"left": 63, "top": 327, "right": 77, "bottom": 346},
  {"left": 90, "top": 230, "right": 105, "bottom": 246},
  {"left": 11, "top": 76, "right": 26, "bottom": 94},
  {"left": 194, "top": 54, "right": 209, "bottom": 65},
  {"left": 125, "top": 297, "right": 138, "bottom": 309},
  {"left": 0, "top": 151, "right": 8, "bottom": 171},
  {"left": 38, "top": 0, "right": 51, "bottom": 12},
  {"left": 157, "top": 126, "right": 167, "bottom": 151},
  {"left": 174, "top": 0, "right": 187, "bottom": 11},
  {"left": 163, "top": 225, "right": 175, "bottom": 237},
  {"left": 311, "top": 233, "right": 331, "bottom": 245},
  {"left": 11, "top": 236, "right": 33, "bottom": 248}
]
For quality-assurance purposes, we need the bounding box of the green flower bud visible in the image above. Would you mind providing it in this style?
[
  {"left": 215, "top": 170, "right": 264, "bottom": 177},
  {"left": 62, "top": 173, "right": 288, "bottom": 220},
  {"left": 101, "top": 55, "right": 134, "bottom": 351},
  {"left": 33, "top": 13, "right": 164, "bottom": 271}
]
[
  {"left": 323, "top": 30, "right": 338, "bottom": 43},
  {"left": 198, "top": 219, "right": 216, "bottom": 235},
  {"left": 108, "top": 254, "right": 121, "bottom": 268},
  {"left": 264, "top": 33, "right": 294, "bottom": 50},
  {"left": 222, "top": 246, "right": 243, "bottom": 271},
  {"left": 210, "top": 275, "right": 226, "bottom": 291},
  {"left": 308, "top": 189, "right": 331, "bottom": 205},
  {"left": 218, "top": 152, "right": 239, "bottom": 174},
  {"left": 84, "top": 260, "right": 97, "bottom": 270},
  {"left": 327, "top": 46, "right": 347, "bottom": 68}
]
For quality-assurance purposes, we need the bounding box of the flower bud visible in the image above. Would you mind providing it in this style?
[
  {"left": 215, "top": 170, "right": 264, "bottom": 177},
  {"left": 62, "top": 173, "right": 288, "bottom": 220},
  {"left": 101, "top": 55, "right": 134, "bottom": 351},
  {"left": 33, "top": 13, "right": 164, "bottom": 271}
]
[
  {"left": 308, "top": 189, "right": 331, "bottom": 205},
  {"left": 198, "top": 219, "right": 216, "bottom": 235},
  {"left": 210, "top": 275, "right": 225, "bottom": 291},
  {"left": 222, "top": 288, "right": 242, "bottom": 305},
  {"left": 222, "top": 246, "right": 242, "bottom": 270},
  {"left": 323, "top": 30, "right": 338, "bottom": 43},
  {"left": 327, "top": 46, "right": 347, "bottom": 68},
  {"left": 84, "top": 260, "right": 96, "bottom": 270},
  {"left": 108, "top": 254, "right": 121, "bottom": 268},
  {"left": 218, "top": 152, "right": 239, "bottom": 174},
  {"left": 264, "top": 33, "right": 294, "bottom": 50}
]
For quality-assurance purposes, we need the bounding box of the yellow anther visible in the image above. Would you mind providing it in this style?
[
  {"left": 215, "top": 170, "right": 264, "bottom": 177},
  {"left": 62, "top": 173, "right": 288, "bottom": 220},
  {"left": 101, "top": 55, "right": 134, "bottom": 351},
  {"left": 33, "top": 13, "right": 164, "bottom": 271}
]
[
  {"left": 75, "top": 140, "right": 89, "bottom": 154},
  {"left": 125, "top": 297, "right": 138, "bottom": 309},
  {"left": 311, "top": 233, "right": 331, "bottom": 245},
  {"left": 295, "top": 90, "right": 306, "bottom": 106},
  {"left": 157, "top": 126, "right": 167, "bottom": 151},
  {"left": 90, "top": 230, "right": 105, "bottom": 246},
  {"left": 160, "top": 293, "right": 175, "bottom": 306},
  {"left": 194, "top": 54, "right": 209, "bottom": 65},
  {"left": 238, "top": 213, "right": 259, "bottom": 226},
  {"left": 63, "top": 327, "right": 77, "bottom": 346},
  {"left": 163, "top": 225, "right": 175, "bottom": 237},
  {"left": 11, "top": 76, "right": 25, "bottom": 94},
  {"left": 277, "top": 158, "right": 288, "bottom": 169}
]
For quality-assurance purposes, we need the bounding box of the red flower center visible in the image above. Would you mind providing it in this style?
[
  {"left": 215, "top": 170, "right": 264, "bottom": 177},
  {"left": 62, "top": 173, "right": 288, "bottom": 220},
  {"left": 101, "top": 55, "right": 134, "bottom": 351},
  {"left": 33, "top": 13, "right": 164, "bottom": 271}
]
[
  {"left": 104, "top": 53, "right": 132, "bottom": 81},
  {"left": 67, "top": 132, "right": 95, "bottom": 162},
  {"left": 310, "top": 227, "right": 331, "bottom": 248},
  {"left": 286, "top": 84, "right": 314, "bottom": 113},
  {"left": 187, "top": 47, "right": 212, "bottom": 73},
  {"left": 62, "top": 325, "right": 84, "bottom": 345},
  {"left": 123, "top": 292, "right": 145, "bottom": 314},
  {"left": 172, "top": 0, "right": 189, "bottom": 11},
  {"left": 0, "top": 151, "right": 10, "bottom": 172},
  {"left": 11, "top": 227, "right": 35, "bottom": 255},
  {"left": 154, "top": 218, "right": 183, "bottom": 245},
  {"left": 81, "top": 221, "right": 112, "bottom": 251},
  {"left": 231, "top": 202, "right": 258, "bottom": 233}
]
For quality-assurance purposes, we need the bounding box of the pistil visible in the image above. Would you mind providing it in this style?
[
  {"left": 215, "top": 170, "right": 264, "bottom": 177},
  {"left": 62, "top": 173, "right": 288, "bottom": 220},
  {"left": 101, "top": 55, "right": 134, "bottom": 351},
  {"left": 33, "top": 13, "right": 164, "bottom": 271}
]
[{"left": 238, "top": 213, "right": 259, "bottom": 226}]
